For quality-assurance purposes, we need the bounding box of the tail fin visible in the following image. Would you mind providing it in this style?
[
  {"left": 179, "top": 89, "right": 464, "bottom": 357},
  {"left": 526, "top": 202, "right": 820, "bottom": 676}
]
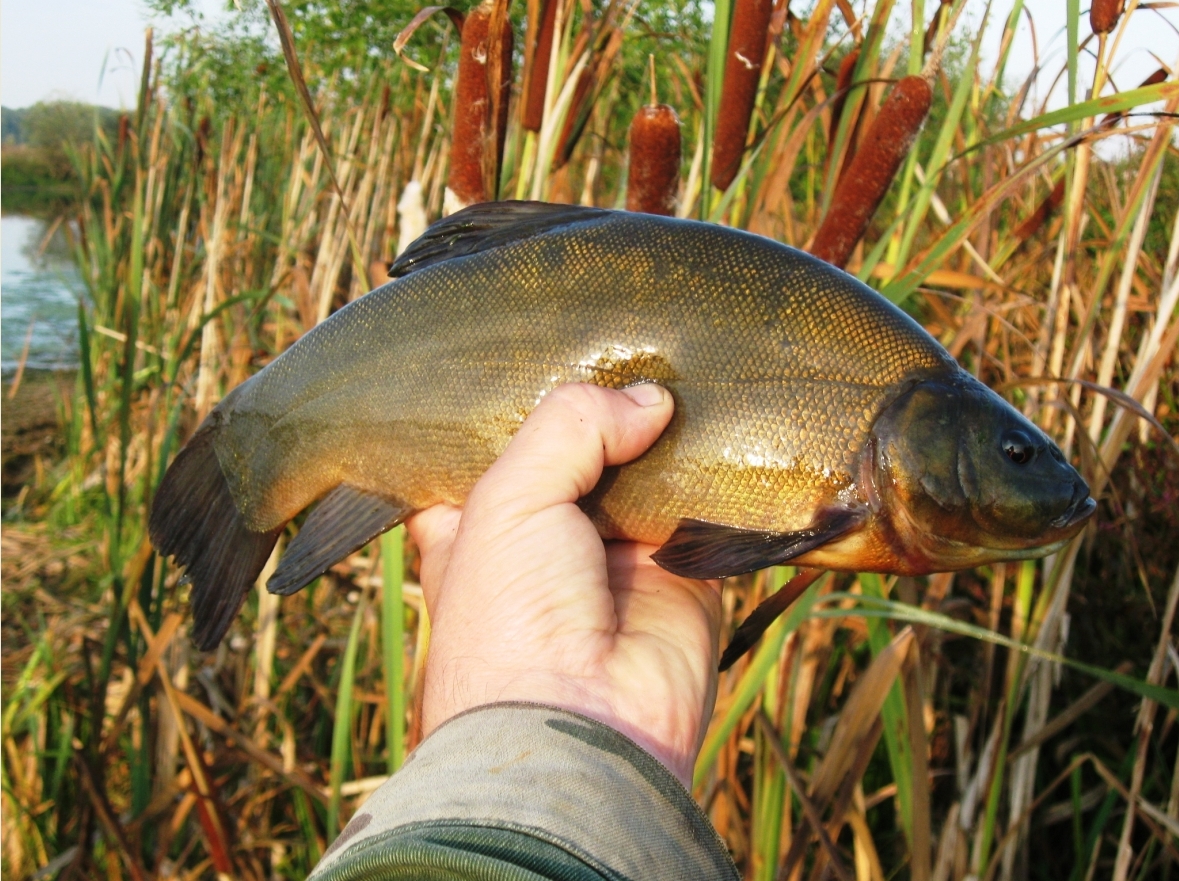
[{"left": 149, "top": 421, "right": 281, "bottom": 651}]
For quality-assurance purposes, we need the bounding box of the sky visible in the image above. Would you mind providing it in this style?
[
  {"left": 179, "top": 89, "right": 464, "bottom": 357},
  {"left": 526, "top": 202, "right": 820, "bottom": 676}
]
[
  {"left": 0, "top": 1, "right": 1175, "bottom": 111},
  {"left": 0, "top": 0, "right": 228, "bottom": 109}
]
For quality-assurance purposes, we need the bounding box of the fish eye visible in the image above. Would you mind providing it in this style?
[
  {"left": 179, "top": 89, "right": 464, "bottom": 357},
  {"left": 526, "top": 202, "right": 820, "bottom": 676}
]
[{"left": 1002, "top": 430, "right": 1036, "bottom": 466}]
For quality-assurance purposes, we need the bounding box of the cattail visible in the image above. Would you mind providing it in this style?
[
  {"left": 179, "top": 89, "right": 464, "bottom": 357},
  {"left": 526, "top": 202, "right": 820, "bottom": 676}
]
[
  {"left": 1090, "top": 0, "right": 1125, "bottom": 35},
  {"left": 711, "top": 0, "right": 774, "bottom": 191},
  {"left": 827, "top": 49, "right": 860, "bottom": 154},
  {"left": 446, "top": 0, "right": 514, "bottom": 212},
  {"left": 627, "top": 68, "right": 682, "bottom": 216},
  {"left": 1013, "top": 178, "right": 1065, "bottom": 243},
  {"left": 523, "top": 0, "right": 558, "bottom": 132},
  {"left": 810, "top": 75, "right": 933, "bottom": 269}
]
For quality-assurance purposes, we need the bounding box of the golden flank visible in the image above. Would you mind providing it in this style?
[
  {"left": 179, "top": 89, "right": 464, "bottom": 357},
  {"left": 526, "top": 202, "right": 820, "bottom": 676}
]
[{"left": 150, "top": 203, "right": 1095, "bottom": 652}]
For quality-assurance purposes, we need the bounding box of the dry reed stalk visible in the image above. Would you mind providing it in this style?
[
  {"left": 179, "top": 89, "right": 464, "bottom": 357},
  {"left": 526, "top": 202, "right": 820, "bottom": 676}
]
[
  {"left": 922, "top": 0, "right": 953, "bottom": 55},
  {"left": 312, "top": 106, "right": 367, "bottom": 322},
  {"left": 252, "top": 542, "right": 282, "bottom": 744},
  {"left": 360, "top": 114, "right": 399, "bottom": 288},
  {"left": 809, "top": 75, "right": 932, "bottom": 268},
  {"left": 194, "top": 122, "right": 238, "bottom": 420},
  {"left": 626, "top": 63, "right": 682, "bottom": 215},
  {"left": 1012, "top": 178, "right": 1064, "bottom": 243},
  {"left": 677, "top": 118, "right": 705, "bottom": 219},
  {"left": 445, "top": 0, "right": 513, "bottom": 212},
  {"left": 747, "top": 0, "right": 835, "bottom": 233},
  {"left": 711, "top": 0, "right": 774, "bottom": 191},
  {"left": 553, "top": 0, "right": 635, "bottom": 170},
  {"left": 781, "top": 628, "right": 915, "bottom": 876},
  {"left": 523, "top": 0, "right": 558, "bottom": 132},
  {"left": 1086, "top": 168, "right": 1161, "bottom": 444},
  {"left": 1110, "top": 561, "right": 1179, "bottom": 881}
]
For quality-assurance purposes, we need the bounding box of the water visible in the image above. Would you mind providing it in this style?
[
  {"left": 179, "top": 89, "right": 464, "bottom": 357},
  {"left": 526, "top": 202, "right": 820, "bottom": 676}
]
[{"left": 1, "top": 215, "right": 82, "bottom": 373}]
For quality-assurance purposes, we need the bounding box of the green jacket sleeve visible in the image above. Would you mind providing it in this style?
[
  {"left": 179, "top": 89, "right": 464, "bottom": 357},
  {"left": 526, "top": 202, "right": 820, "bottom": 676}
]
[{"left": 307, "top": 702, "right": 739, "bottom": 881}]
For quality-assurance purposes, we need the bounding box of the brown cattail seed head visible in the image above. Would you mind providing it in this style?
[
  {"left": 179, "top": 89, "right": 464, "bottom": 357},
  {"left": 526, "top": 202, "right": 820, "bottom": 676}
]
[
  {"left": 1090, "top": 0, "right": 1124, "bottom": 35},
  {"left": 810, "top": 75, "right": 933, "bottom": 269},
  {"left": 711, "top": 0, "right": 774, "bottom": 191},
  {"left": 447, "top": 0, "right": 513, "bottom": 209},
  {"left": 523, "top": 0, "right": 558, "bottom": 132},
  {"left": 627, "top": 104, "right": 682, "bottom": 216}
]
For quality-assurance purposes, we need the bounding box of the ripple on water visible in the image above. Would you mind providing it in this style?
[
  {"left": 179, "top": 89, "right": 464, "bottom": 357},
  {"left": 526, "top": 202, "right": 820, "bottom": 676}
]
[{"left": 2, "top": 214, "right": 83, "bottom": 373}]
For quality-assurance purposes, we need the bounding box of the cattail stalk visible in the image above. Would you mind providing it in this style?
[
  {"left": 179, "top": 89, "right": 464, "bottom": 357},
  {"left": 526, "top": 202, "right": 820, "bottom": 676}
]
[
  {"left": 627, "top": 57, "right": 682, "bottom": 215},
  {"left": 711, "top": 0, "right": 773, "bottom": 191},
  {"left": 446, "top": 0, "right": 513, "bottom": 212},
  {"left": 523, "top": 0, "right": 558, "bottom": 132},
  {"left": 809, "top": 75, "right": 932, "bottom": 269}
]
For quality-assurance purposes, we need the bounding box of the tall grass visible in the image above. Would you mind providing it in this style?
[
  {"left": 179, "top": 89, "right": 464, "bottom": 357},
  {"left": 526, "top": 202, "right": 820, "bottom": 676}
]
[{"left": 2, "top": 2, "right": 1177, "bottom": 879}]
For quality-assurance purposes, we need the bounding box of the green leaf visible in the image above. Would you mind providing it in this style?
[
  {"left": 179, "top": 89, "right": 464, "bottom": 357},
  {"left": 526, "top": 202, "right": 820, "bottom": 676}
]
[{"left": 811, "top": 594, "right": 1179, "bottom": 710}]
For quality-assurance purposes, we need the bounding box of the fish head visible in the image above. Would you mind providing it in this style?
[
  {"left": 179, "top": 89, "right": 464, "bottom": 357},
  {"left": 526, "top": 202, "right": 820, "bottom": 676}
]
[{"left": 870, "top": 375, "right": 1095, "bottom": 572}]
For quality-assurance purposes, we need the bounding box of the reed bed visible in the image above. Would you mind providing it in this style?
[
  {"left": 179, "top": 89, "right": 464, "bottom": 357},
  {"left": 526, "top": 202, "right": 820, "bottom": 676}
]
[{"left": 2, "top": 2, "right": 1177, "bottom": 880}]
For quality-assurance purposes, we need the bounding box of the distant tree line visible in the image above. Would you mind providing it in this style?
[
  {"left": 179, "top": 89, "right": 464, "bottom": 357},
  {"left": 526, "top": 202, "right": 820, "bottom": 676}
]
[{"left": 1, "top": 101, "right": 122, "bottom": 212}]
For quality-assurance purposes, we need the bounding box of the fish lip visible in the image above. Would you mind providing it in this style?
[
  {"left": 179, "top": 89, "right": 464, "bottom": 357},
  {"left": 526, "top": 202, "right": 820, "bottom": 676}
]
[{"left": 1049, "top": 491, "right": 1096, "bottom": 530}]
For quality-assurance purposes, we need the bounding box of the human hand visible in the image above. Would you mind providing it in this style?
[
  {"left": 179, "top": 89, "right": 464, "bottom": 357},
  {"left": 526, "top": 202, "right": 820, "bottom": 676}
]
[{"left": 405, "top": 383, "right": 723, "bottom": 786}]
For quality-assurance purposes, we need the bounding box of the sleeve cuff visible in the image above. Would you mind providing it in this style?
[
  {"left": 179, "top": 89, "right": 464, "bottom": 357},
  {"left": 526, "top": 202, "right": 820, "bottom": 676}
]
[{"left": 309, "top": 702, "right": 738, "bottom": 880}]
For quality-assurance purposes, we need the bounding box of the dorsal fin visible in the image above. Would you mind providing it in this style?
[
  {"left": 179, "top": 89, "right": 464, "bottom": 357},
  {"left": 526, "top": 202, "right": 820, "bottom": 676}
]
[{"left": 390, "top": 201, "right": 612, "bottom": 278}]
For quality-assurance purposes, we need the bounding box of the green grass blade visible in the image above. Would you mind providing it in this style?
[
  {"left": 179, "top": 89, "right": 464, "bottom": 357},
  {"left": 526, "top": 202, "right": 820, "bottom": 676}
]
[
  {"left": 701, "top": 0, "right": 733, "bottom": 217},
  {"left": 382, "top": 526, "right": 406, "bottom": 773},
  {"left": 890, "top": 12, "right": 988, "bottom": 276},
  {"left": 693, "top": 575, "right": 824, "bottom": 789},
  {"left": 811, "top": 594, "right": 1179, "bottom": 710},
  {"left": 328, "top": 588, "right": 369, "bottom": 836},
  {"left": 967, "top": 82, "right": 1178, "bottom": 154},
  {"left": 859, "top": 574, "right": 915, "bottom": 847}
]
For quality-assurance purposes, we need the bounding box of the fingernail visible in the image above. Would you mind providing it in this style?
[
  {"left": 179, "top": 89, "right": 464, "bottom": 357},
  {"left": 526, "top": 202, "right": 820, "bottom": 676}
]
[{"left": 622, "top": 383, "right": 667, "bottom": 407}]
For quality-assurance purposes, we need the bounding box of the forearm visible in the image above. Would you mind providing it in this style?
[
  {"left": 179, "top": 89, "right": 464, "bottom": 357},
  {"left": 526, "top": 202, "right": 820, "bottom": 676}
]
[{"left": 309, "top": 703, "right": 738, "bottom": 881}]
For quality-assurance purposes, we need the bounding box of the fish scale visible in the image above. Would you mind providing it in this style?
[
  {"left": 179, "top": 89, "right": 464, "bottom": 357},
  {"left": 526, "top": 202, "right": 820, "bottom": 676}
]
[{"left": 150, "top": 201, "right": 1093, "bottom": 652}]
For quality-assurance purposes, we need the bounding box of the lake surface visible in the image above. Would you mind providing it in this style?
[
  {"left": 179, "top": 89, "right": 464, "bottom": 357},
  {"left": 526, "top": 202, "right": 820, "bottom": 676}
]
[{"left": 1, "top": 214, "right": 82, "bottom": 373}]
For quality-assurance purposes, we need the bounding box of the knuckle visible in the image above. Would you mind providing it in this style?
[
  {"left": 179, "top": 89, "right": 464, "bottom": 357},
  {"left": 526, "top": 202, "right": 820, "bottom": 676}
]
[{"left": 540, "top": 383, "right": 612, "bottom": 425}]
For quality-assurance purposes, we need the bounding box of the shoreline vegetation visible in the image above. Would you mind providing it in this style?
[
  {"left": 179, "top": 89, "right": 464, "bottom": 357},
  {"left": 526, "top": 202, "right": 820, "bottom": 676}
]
[
  {"left": 2, "top": 2, "right": 1177, "bottom": 880},
  {"left": 1, "top": 103, "right": 121, "bottom": 215}
]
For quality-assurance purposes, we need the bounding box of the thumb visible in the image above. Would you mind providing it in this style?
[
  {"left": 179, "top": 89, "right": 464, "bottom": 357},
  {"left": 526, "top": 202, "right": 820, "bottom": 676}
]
[{"left": 464, "top": 383, "right": 674, "bottom": 524}]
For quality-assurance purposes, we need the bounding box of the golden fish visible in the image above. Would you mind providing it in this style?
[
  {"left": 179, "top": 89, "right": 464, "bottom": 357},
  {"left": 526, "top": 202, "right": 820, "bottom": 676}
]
[{"left": 150, "top": 202, "right": 1094, "bottom": 651}]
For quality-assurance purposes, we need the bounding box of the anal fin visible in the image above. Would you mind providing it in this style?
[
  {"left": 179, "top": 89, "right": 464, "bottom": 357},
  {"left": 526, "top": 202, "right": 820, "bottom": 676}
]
[
  {"left": 268, "top": 486, "right": 410, "bottom": 596},
  {"left": 718, "top": 569, "right": 825, "bottom": 671},
  {"left": 651, "top": 507, "right": 865, "bottom": 580}
]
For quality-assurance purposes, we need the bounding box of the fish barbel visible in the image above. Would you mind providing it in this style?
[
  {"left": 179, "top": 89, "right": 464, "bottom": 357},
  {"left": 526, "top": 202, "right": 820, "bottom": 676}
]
[{"left": 150, "top": 202, "right": 1095, "bottom": 651}]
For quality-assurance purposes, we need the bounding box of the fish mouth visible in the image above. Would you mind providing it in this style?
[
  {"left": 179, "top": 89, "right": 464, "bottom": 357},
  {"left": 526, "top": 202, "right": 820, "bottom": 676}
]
[{"left": 1049, "top": 485, "right": 1097, "bottom": 530}]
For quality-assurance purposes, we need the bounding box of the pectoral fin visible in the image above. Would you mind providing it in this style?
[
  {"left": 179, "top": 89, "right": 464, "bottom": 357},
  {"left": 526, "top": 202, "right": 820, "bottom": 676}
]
[
  {"left": 651, "top": 507, "right": 865, "bottom": 580},
  {"left": 268, "top": 486, "right": 410, "bottom": 596}
]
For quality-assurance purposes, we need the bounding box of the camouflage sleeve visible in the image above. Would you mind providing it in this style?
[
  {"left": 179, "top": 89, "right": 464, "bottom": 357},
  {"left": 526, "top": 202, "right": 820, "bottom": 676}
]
[{"left": 307, "top": 702, "right": 739, "bottom": 881}]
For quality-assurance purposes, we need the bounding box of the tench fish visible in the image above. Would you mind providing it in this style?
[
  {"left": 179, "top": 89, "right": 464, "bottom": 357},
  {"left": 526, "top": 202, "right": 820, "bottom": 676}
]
[{"left": 150, "top": 201, "right": 1095, "bottom": 652}]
